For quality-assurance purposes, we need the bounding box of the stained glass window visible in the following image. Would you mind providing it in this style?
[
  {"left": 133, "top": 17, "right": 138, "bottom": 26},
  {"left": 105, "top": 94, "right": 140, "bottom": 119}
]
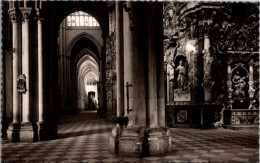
[{"left": 67, "top": 11, "right": 100, "bottom": 27}]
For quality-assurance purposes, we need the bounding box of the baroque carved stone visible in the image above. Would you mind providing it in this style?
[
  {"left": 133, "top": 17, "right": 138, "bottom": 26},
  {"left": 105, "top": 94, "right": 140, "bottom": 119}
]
[
  {"left": 231, "top": 63, "right": 248, "bottom": 103},
  {"left": 227, "top": 81, "right": 233, "bottom": 99},
  {"left": 210, "top": 4, "right": 259, "bottom": 54}
]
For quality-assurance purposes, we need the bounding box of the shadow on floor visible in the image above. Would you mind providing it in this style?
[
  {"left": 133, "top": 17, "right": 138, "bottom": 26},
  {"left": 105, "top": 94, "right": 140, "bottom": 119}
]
[{"left": 57, "top": 128, "right": 112, "bottom": 139}]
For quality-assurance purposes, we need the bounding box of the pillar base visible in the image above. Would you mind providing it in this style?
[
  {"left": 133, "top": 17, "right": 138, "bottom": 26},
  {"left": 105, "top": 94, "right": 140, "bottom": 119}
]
[
  {"left": 145, "top": 126, "right": 171, "bottom": 156},
  {"left": 7, "top": 122, "right": 21, "bottom": 142},
  {"left": 118, "top": 127, "right": 145, "bottom": 157},
  {"left": 109, "top": 126, "right": 121, "bottom": 154},
  {"left": 110, "top": 117, "right": 129, "bottom": 154},
  {"left": 19, "top": 122, "right": 37, "bottom": 142},
  {"left": 38, "top": 121, "right": 57, "bottom": 141}
]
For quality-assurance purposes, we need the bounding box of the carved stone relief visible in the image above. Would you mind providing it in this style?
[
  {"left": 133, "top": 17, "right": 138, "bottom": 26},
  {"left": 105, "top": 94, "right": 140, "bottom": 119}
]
[
  {"left": 106, "top": 32, "right": 116, "bottom": 92},
  {"left": 209, "top": 4, "right": 259, "bottom": 54},
  {"left": 231, "top": 64, "right": 248, "bottom": 103},
  {"left": 17, "top": 74, "right": 27, "bottom": 93}
]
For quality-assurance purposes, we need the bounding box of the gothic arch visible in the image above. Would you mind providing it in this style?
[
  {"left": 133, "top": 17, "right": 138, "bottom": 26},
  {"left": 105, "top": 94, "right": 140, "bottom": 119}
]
[
  {"left": 75, "top": 48, "right": 99, "bottom": 69},
  {"left": 67, "top": 33, "right": 102, "bottom": 58}
]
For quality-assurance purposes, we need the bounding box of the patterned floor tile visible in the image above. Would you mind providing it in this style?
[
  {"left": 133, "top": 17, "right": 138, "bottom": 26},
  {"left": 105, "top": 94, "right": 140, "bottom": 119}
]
[
  {"left": 143, "top": 157, "right": 161, "bottom": 161},
  {"left": 230, "top": 156, "right": 249, "bottom": 162},
  {"left": 101, "top": 157, "right": 120, "bottom": 162},
  {"left": 2, "top": 111, "right": 259, "bottom": 163}
]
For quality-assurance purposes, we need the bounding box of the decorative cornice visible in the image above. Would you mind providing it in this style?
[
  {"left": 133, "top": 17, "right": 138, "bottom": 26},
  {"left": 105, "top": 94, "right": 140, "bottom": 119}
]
[{"left": 179, "top": 3, "right": 223, "bottom": 20}]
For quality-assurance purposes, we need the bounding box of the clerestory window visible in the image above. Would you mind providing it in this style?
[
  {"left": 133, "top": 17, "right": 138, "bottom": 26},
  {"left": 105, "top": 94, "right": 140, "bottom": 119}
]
[{"left": 67, "top": 11, "right": 100, "bottom": 27}]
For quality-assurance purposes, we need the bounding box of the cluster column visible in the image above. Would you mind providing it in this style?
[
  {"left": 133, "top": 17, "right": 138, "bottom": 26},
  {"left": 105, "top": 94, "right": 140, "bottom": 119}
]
[
  {"left": 7, "top": 8, "right": 21, "bottom": 142},
  {"left": 118, "top": 2, "right": 147, "bottom": 157},
  {"left": 114, "top": 2, "right": 170, "bottom": 157}
]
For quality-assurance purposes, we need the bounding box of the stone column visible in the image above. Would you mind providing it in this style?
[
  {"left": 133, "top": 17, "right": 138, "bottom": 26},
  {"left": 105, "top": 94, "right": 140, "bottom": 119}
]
[
  {"left": 20, "top": 7, "right": 35, "bottom": 142},
  {"left": 248, "top": 60, "right": 256, "bottom": 109},
  {"left": 118, "top": 2, "right": 146, "bottom": 157},
  {"left": 166, "top": 70, "right": 170, "bottom": 102},
  {"left": 123, "top": 2, "right": 147, "bottom": 127},
  {"left": 110, "top": 1, "right": 126, "bottom": 155},
  {"left": 227, "top": 61, "right": 233, "bottom": 109},
  {"left": 115, "top": 1, "right": 124, "bottom": 118},
  {"left": 37, "top": 10, "right": 44, "bottom": 123},
  {"left": 36, "top": 9, "right": 52, "bottom": 141},
  {"left": 146, "top": 2, "right": 170, "bottom": 156},
  {"left": 203, "top": 32, "right": 213, "bottom": 103},
  {"left": 7, "top": 8, "right": 21, "bottom": 142},
  {"left": 147, "top": 13, "right": 158, "bottom": 127},
  {"left": 21, "top": 7, "right": 31, "bottom": 123}
]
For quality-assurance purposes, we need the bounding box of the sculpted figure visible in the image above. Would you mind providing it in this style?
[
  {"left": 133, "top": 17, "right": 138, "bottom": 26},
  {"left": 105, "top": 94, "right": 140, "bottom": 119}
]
[
  {"left": 175, "top": 60, "right": 187, "bottom": 89},
  {"left": 232, "top": 71, "right": 246, "bottom": 101}
]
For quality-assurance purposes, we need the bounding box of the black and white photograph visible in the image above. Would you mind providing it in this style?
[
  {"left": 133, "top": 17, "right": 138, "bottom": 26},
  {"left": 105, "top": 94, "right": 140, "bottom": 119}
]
[{"left": 1, "top": 0, "right": 259, "bottom": 162}]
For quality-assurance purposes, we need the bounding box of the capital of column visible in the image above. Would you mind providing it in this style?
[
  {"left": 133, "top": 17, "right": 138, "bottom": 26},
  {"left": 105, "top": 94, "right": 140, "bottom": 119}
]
[
  {"left": 8, "top": 9, "right": 19, "bottom": 23},
  {"left": 20, "top": 7, "right": 32, "bottom": 22},
  {"left": 203, "top": 20, "right": 212, "bottom": 37},
  {"left": 36, "top": 8, "right": 44, "bottom": 24},
  {"left": 249, "top": 60, "right": 255, "bottom": 67}
]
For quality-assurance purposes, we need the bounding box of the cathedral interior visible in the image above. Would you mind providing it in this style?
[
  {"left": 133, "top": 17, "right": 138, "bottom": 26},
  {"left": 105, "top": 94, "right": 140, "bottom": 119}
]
[{"left": 1, "top": 1, "right": 259, "bottom": 162}]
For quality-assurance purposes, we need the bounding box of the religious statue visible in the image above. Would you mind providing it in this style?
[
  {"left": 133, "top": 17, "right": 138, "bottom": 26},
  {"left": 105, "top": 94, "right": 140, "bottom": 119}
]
[
  {"left": 17, "top": 74, "right": 27, "bottom": 93},
  {"left": 232, "top": 71, "right": 246, "bottom": 102},
  {"left": 175, "top": 60, "right": 187, "bottom": 89}
]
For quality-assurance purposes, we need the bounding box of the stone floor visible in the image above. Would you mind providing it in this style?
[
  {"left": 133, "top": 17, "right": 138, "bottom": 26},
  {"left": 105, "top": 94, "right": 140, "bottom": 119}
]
[{"left": 1, "top": 111, "right": 259, "bottom": 162}]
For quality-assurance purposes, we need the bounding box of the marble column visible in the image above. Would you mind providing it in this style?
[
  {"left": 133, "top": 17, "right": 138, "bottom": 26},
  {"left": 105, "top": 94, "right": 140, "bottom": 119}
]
[
  {"left": 7, "top": 8, "right": 21, "bottom": 142},
  {"left": 20, "top": 7, "right": 35, "bottom": 142},
  {"left": 203, "top": 33, "right": 213, "bottom": 103}
]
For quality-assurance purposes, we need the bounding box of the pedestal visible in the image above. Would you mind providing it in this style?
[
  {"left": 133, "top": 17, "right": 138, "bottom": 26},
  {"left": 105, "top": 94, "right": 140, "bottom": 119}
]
[
  {"left": 19, "top": 122, "right": 37, "bottom": 142},
  {"left": 146, "top": 127, "right": 171, "bottom": 156},
  {"left": 7, "top": 122, "right": 21, "bottom": 142},
  {"left": 118, "top": 127, "right": 145, "bottom": 157}
]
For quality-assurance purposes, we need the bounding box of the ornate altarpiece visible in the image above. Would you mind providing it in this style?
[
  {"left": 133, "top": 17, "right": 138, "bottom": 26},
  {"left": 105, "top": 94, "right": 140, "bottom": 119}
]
[{"left": 164, "top": 2, "right": 259, "bottom": 128}]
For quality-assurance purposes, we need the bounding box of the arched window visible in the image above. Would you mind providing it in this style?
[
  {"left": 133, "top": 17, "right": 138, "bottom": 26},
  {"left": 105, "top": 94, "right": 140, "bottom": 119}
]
[{"left": 67, "top": 11, "right": 100, "bottom": 27}]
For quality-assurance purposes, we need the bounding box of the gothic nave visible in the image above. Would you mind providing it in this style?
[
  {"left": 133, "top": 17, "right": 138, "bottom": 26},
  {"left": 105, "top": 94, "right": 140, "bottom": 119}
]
[{"left": 1, "top": 1, "right": 259, "bottom": 162}]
